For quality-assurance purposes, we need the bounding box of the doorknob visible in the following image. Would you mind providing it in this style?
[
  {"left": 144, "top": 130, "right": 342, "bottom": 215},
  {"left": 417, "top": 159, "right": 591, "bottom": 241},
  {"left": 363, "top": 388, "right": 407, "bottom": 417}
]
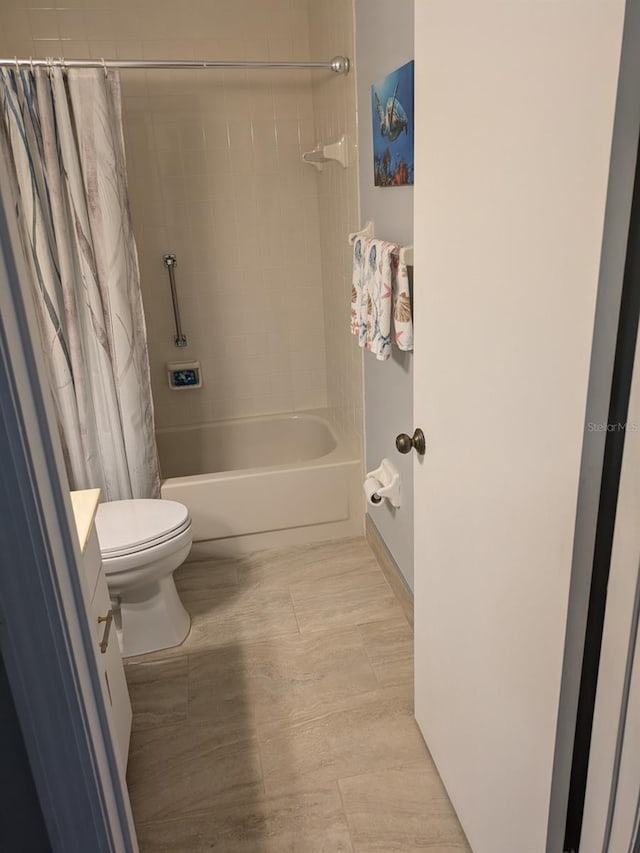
[{"left": 395, "top": 428, "right": 426, "bottom": 455}]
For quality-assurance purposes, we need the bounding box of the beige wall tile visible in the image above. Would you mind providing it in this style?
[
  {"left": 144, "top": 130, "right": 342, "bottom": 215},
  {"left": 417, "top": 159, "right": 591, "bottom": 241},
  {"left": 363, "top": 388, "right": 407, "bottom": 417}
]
[
  {"left": 309, "top": 1, "right": 364, "bottom": 451},
  {"left": 28, "top": 8, "right": 60, "bottom": 41}
]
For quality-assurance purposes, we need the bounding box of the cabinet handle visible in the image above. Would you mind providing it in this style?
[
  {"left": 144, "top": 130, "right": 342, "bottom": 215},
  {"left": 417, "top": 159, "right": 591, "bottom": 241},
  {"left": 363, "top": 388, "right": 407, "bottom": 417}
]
[{"left": 98, "top": 610, "right": 113, "bottom": 654}]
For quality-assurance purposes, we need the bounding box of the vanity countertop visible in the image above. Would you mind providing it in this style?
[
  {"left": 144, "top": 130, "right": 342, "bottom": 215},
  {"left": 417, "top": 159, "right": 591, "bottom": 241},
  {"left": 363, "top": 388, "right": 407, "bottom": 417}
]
[{"left": 69, "top": 488, "right": 101, "bottom": 553}]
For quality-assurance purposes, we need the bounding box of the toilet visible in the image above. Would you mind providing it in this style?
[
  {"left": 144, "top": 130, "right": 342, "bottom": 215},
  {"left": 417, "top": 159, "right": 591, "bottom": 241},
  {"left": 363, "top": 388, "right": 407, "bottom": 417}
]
[{"left": 95, "top": 499, "right": 193, "bottom": 658}]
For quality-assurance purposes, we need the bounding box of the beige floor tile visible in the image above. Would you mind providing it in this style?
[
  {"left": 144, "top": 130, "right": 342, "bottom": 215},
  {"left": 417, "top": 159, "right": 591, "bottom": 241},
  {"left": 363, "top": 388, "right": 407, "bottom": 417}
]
[
  {"left": 290, "top": 569, "right": 403, "bottom": 634},
  {"left": 358, "top": 616, "right": 414, "bottom": 687},
  {"left": 125, "top": 655, "right": 188, "bottom": 731},
  {"left": 127, "top": 721, "right": 263, "bottom": 825},
  {"left": 127, "top": 555, "right": 300, "bottom": 665},
  {"left": 189, "top": 627, "right": 378, "bottom": 728},
  {"left": 127, "top": 537, "right": 462, "bottom": 851},
  {"left": 236, "top": 537, "right": 378, "bottom": 591},
  {"left": 125, "top": 589, "right": 299, "bottom": 664},
  {"left": 338, "top": 762, "right": 471, "bottom": 852},
  {"left": 136, "top": 784, "right": 354, "bottom": 852},
  {"left": 185, "top": 643, "right": 259, "bottom": 735},
  {"left": 174, "top": 558, "right": 239, "bottom": 607},
  {"left": 185, "top": 586, "right": 301, "bottom": 649},
  {"left": 258, "top": 685, "right": 426, "bottom": 798}
]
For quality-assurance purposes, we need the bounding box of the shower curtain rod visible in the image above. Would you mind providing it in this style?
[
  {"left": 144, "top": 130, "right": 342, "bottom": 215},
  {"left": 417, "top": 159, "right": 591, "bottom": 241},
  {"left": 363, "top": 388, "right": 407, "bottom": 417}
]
[{"left": 0, "top": 55, "right": 351, "bottom": 74}]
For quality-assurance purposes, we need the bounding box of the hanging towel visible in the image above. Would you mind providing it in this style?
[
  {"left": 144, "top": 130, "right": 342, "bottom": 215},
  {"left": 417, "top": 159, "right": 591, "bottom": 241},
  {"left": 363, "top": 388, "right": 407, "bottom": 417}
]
[
  {"left": 392, "top": 254, "right": 413, "bottom": 351},
  {"left": 349, "top": 237, "right": 393, "bottom": 360},
  {"left": 351, "top": 235, "right": 413, "bottom": 360},
  {"left": 364, "top": 238, "right": 395, "bottom": 360},
  {"left": 350, "top": 235, "right": 368, "bottom": 344}
]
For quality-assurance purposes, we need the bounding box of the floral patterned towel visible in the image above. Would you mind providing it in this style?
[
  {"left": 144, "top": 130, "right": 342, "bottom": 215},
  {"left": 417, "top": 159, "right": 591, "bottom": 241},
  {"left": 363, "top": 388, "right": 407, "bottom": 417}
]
[
  {"left": 350, "top": 236, "right": 413, "bottom": 360},
  {"left": 392, "top": 254, "right": 413, "bottom": 352},
  {"left": 350, "top": 235, "right": 368, "bottom": 343}
]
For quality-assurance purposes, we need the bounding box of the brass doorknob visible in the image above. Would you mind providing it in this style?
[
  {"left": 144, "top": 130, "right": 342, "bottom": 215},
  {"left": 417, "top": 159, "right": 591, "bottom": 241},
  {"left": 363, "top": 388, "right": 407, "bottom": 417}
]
[{"left": 395, "top": 428, "right": 426, "bottom": 455}]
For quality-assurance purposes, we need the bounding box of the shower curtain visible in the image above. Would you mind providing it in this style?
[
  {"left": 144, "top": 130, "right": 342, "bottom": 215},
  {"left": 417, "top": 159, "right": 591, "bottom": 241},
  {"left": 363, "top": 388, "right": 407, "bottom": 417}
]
[{"left": 0, "top": 67, "right": 160, "bottom": 501}]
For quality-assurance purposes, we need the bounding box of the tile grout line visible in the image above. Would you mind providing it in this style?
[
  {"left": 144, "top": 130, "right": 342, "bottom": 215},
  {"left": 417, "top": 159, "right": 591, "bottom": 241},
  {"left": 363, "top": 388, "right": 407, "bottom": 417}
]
[
  {"left": 253, "top": 730, "right": 268, "bottom": 800},
  {"left": 355, "top": 623, "right": 385, "bottom": 688},
  {"left": 186, "top": 652, "right": 192, "bottom": 725},
  {"left": 334, "top": 778, "right": 357, "bottom": 853},
  {"left": 288, "top": 586, "right": 303, "bottom": 635}
]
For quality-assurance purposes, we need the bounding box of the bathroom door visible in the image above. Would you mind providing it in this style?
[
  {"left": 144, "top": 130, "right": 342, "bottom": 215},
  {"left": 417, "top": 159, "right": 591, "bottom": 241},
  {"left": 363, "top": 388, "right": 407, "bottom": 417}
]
[{"left": 412, "top": 3, "right": 629, "bottom": 853}]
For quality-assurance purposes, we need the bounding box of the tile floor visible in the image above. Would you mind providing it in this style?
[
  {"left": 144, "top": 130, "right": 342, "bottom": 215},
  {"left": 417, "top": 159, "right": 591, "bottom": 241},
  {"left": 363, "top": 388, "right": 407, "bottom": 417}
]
[{"left": 125, "top": 537, "right": 470, "bottom": 852}]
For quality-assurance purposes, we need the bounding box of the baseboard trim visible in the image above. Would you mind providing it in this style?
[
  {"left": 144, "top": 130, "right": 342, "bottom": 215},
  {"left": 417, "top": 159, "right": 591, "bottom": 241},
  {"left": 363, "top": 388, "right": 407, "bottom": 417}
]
[{"left": 365, "top": 515, "right": 414, "bottom": 628}]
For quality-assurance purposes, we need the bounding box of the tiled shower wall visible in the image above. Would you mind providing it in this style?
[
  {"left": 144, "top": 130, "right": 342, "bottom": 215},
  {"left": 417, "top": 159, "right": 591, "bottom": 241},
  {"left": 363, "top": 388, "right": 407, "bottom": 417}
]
[
  {"left": 0, "top": 0, "right": 332, "bottom": 429},
  {"left": 125, "top": 56, "right": 328, "bottom": 428},
  {"left": 309, "top": 0, "right": 363, "bottom": 442}
]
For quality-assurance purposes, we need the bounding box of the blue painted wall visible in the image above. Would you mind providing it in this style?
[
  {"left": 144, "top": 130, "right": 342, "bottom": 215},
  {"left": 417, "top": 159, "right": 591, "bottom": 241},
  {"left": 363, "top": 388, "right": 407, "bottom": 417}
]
[{"left": 356, "top": 0, "right": 415, "bottom": 588}]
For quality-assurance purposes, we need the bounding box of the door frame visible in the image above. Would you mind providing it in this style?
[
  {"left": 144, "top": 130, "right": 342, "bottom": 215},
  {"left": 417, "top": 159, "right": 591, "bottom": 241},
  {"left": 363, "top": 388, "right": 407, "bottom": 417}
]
[
  {"left": 576, "top": 195, "right": 640, "bottom": 853},
  {"left": 547, "top": 3, "right": 640, "bottom": 848},
  {"left": 0, "top": 153, "right": 138, "bottom": 850}
]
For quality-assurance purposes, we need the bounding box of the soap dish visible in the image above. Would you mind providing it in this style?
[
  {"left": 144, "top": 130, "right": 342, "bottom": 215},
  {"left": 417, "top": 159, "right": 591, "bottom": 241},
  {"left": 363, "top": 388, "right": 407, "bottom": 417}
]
[{"left": 302, "top": 134, "right": 349, "bottom": 170}]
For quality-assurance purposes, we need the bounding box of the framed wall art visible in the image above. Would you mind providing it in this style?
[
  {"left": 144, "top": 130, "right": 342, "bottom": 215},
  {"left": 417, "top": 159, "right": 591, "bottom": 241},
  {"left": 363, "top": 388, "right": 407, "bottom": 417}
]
[{"left": 371, "top": 60, "right": 415, "bottom": 187}]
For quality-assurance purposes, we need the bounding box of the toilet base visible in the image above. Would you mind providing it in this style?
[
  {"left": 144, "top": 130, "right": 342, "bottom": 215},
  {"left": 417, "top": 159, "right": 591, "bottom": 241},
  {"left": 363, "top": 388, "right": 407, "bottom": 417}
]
[{"left": 115, "top": 574, "right": 191, "bottom": 658}]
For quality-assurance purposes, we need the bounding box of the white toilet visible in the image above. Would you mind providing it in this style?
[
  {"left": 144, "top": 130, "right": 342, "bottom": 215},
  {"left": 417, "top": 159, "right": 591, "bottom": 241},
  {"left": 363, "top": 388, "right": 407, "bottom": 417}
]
[{"left": 95, "top": 499, "right": 193, "bottom": 658}]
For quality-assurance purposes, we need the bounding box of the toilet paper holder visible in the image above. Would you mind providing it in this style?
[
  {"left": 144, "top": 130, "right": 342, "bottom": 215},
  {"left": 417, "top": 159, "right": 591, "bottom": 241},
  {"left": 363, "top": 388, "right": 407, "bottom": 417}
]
[{"left": 366, "top": 458, "right": 402, "bottom": 508}]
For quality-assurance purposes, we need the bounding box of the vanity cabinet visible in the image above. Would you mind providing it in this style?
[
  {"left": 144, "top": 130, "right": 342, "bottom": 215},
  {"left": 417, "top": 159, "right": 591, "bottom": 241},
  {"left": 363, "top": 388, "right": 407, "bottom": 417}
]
[{"left": 71, "top": 490, "right": 132, "bottom": 773}]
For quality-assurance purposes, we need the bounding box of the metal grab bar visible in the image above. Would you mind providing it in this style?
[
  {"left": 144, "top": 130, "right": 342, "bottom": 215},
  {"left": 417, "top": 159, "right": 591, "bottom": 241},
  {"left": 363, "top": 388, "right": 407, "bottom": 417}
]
[{"left": 163, "top": 253, "right": 187, "bottom": 347}]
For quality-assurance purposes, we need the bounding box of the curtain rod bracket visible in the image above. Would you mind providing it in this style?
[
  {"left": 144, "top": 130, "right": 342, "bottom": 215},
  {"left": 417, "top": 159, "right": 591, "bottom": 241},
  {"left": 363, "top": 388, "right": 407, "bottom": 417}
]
[{"left": 330, "top": 56, "right": 350, "bottom": 74}]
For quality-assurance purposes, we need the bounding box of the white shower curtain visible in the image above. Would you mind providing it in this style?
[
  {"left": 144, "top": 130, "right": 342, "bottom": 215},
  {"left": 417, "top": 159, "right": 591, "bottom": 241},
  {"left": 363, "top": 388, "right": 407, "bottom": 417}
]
[{"left": 0, "top": 66, "right": 160, "bottom": 500}]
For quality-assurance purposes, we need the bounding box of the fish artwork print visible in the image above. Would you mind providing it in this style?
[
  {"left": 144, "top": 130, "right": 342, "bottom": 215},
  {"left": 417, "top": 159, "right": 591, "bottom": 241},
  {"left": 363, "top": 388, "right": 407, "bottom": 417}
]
[{"left": 371, "top": 60, "right": 414, "bottom": 187}]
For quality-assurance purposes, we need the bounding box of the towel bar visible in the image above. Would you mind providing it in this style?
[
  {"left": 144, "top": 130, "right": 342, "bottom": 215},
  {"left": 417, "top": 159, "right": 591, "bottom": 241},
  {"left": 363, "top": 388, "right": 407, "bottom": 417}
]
[{"left": 348, "top": 220, "right": 413, "bottom": 265}]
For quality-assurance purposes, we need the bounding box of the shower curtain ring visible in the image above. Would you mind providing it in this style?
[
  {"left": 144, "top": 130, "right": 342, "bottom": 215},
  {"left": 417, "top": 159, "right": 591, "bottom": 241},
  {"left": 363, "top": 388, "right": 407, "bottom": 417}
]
[
  {"left": 29, "top": 56, "right": 34, "bottom": 73},
  {"left": 14, "top": 56, "right": 20, "bottom": 74},
  {"left": 102, "top": 58, "right": 107, "bottom": 79}
]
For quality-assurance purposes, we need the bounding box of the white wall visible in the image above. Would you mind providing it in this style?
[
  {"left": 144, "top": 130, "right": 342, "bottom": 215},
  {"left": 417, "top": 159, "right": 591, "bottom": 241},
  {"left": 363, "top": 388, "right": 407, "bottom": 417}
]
[{"left": 355, "top": 0, "right": 414, "bottom": 587}]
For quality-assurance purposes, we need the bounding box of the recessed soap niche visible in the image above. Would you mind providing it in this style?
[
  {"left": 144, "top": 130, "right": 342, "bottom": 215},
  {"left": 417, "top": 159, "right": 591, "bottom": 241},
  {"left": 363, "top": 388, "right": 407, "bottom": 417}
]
[{"left": 167, "top": 361, "right": 202, "bottom": 390}]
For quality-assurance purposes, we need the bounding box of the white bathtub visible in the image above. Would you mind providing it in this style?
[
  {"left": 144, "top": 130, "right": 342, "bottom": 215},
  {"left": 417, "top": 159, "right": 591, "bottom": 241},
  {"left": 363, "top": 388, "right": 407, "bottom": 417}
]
[{"left": 157, "top": 411, "right": 362, "bottom": 557}]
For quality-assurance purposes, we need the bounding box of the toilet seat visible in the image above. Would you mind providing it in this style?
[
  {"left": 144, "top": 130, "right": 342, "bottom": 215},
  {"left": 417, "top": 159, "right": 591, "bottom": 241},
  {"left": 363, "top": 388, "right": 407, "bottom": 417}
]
[
  {"left": 100, "top": 522, "right": 193, "bottom": 579},
  {"left": 96, "top": 499, "right": 191, "bottom": 559}
]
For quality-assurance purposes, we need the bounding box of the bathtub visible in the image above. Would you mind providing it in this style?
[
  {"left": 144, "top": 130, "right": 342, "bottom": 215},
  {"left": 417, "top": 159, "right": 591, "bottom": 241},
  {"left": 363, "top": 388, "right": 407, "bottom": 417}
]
[{"left": 157, "top": 411, "right": 362, "bottom": 557}]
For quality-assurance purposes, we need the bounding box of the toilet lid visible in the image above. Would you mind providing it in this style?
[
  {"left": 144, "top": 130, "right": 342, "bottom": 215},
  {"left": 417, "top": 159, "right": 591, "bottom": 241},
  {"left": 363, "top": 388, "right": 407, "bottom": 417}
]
[{"left": 96, "top": 499, "right": 191, "bottom": 558}]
